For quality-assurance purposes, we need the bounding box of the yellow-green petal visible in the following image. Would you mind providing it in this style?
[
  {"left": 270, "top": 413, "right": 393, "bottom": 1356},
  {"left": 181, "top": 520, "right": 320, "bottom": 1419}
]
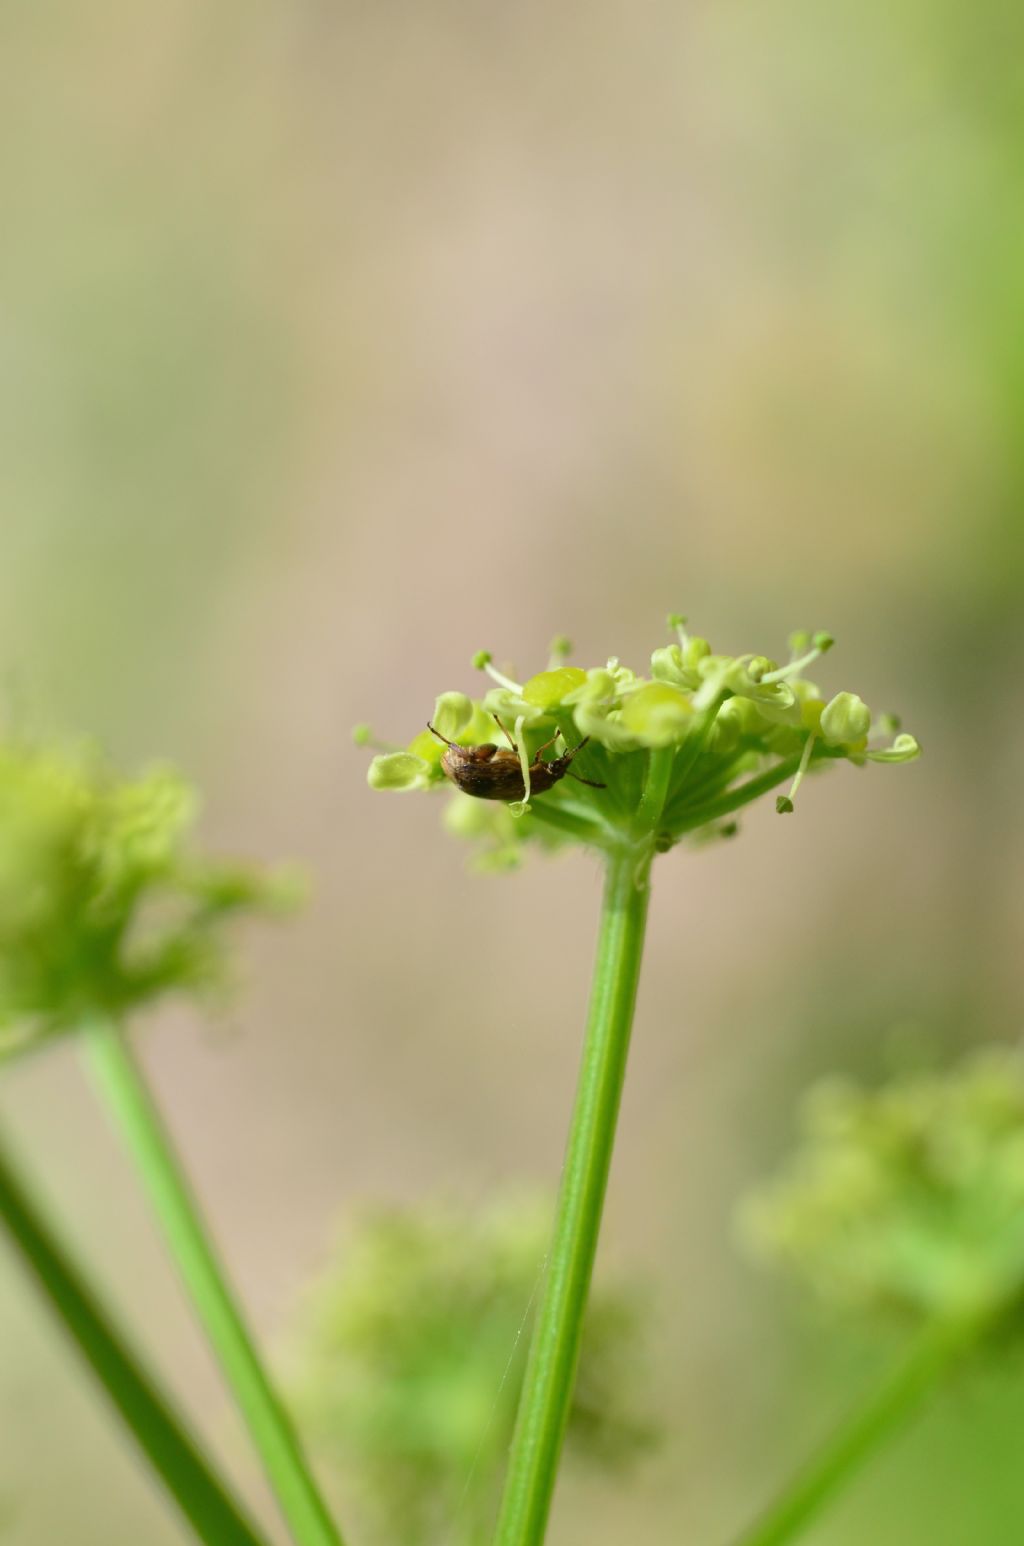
[
  {"left": 367, "top": 753, "right": 429, "bottom": 791},
  {"left": 522, "top": 667, "right": 588, "bottom": 710}
]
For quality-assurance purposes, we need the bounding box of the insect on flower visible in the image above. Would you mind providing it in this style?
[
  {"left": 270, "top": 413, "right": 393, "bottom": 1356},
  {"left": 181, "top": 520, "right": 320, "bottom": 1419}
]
[{"left": 427, "top": 717, "right": 605, "bottom": 803}]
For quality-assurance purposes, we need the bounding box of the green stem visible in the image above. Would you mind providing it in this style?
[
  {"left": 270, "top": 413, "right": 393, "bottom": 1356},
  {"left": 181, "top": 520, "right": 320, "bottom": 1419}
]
[
  {"left": 731, "top": 1315, "right": 983, "bottom": 1546},
  {"left": 0, "top": 1130, "right": 270, "bottom": 1546},
  {"left": 84, "top": 1020, "right": 346, "bottom": 1546},
  {"left": 634, "top": 745, "right": 676, "bottom": 837},
  {"left": 494, "top": 751, "right": 669, "bottom": 1546}
]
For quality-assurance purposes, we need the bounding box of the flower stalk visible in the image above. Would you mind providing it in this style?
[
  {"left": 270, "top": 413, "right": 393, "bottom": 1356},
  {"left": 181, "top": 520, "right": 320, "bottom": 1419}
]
[
  {"left": 85, "top": 1018, "right": 346, "bottom": 1546},
  {"left": 493, "top": 818, "right": 661, "bottom": 1543},
  {"left": 359, "top": 618, "right": 920, "bottom": 1541},
  {"left": 731, "top": 1312, "right": 987, "bottom": 1546},
  {"left": 0, "top": 1130, "right": 270, "bottom": 1546}
]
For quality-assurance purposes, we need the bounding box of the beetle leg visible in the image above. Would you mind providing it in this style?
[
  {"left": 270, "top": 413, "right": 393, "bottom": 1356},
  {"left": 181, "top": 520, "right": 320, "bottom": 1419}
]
[
  {"left": 533, "top": 727, "right": 563, "bottom": 759},
  {"left": 562, "top": 738, "right": 605, "bottom": 787}
]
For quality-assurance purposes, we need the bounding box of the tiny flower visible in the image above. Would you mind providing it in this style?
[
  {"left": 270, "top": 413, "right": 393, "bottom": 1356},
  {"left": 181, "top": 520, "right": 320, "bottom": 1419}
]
[
  {"left": 820, "top": 692, "right": 873, "bottom": 749},
  {"left": 617, "top": 683, "right": 695, "bottom": 748},
  {"left": 366, "top": 752, "right": 432, "bottom": 791}
]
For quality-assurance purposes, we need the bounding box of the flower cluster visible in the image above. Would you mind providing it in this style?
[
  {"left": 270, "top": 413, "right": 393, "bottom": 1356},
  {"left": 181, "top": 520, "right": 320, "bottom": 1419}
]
[
  {"left": 288, "top": 1194, "right": 654, "bottom": 1546},
  {"left": 0, "top": 736, "right": 297, "bottom": 1058},
  {"left": 738, "top": 1050, "right": 1024, "bottom": 1327},
  {"left": 360, "top": 618, "right": 918, "bottom": 868}
]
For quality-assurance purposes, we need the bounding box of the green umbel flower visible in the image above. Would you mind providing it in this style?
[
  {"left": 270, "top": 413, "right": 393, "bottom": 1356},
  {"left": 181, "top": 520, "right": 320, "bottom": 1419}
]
[
  {"left": 360, "top": 619, "right": 919, "bottom": 867},
  {"left": 288, "top": 1196, "right": 655, "bottom": 1546},
  {"left": 0, "top": 737, "right": 297, "bottom": 1058},
  {"left": 738, "top": 1051, "right": 1024, "bottom": 1327}
]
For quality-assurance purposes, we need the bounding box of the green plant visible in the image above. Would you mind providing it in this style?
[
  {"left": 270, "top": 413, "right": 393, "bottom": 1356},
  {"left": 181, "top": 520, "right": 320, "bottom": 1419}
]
[
  {"left": 0, "top": 615, "right": 919, "bottom": 1546},
  {"left": 0, "top": 734, "right": 343, "bottom": 1546},
  {"left": 734, "top": 1049, "right": 1024, "bottom": 1545},
  {"left": 362, "top": 617, "right": 917, "bottom": 1546}
]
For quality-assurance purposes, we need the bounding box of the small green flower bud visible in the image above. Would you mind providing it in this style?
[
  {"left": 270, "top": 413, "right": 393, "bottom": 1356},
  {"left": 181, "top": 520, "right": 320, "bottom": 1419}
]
[
  {"left": 820, "top": 692, "right": 872, "bottom": 747},
  {"left": 813, "top": 630, "right": 835, "bottom": 653},
  {"left": 716, "top": 695, "right": 769, "bottom": 737},
  {"left": 649, "top": 646, "right": 686, "bottom": 687},
  {"left": 548, "top": 634, "right": 573, "bottom": 662},
  {"left": 366, "top": 752, "right": 429, "bottom": 791},
  {"left": 432, "top": 692, "right": 474, "bottom": 741},
  {"left": 351, "top": 724, "right": 372, "bottom": 746},
  {"left": 776, "top": 795, "right": 794, "bottom": 814},
  {"left": 472, "top": 650, "right": 492, "bottom": 670}
]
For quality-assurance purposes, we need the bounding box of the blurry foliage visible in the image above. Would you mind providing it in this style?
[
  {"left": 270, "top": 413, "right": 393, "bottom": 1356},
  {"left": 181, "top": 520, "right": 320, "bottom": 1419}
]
[
  {"left": 739, "top": 1049, "right": 1024, "bottom": 1330},
  {"left": 289, "top": 1195, "right": 656, "bottom": 1546},
  {"left": 0, "top": 735, "right": 299, "bottom": 1059}
]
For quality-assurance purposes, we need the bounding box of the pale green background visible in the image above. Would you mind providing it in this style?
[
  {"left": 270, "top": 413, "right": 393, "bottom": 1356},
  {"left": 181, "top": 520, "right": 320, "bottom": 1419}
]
[{"left": 1, "top": 3, "right": 1022, "bottom": 1543}]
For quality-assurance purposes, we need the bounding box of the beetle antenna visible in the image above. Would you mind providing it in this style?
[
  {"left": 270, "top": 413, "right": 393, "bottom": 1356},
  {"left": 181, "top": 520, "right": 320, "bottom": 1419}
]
[
  {"left": 491, "top": 714, "right": 518, "bottom": 752},
  {"left": 426, "top": 721, "right": 458, "bottom": 748}
]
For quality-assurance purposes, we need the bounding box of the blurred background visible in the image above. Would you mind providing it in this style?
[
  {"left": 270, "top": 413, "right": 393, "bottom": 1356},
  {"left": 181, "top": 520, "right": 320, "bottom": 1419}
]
[{"left": 1, "top": 2, "right": 1022, "bottom": 1542}]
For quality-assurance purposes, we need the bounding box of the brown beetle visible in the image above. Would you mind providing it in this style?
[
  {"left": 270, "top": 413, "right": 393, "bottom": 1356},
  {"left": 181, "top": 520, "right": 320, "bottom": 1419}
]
[{"left": 426, "top": 717, "right": 605, "bottom": 803}]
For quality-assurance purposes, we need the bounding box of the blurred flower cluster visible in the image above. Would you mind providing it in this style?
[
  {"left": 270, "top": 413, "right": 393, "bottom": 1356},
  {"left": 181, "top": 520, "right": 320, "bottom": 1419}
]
[
  {"left": 360, "top": 619, "right": 918, "bottom": 868},
  {"left": 288, "top": 1194, "right": 655, "bottom": 1546},
  {"left": 0, "top": 736, "right": 296, "bottom": 1058},
  {"left": 739, "top": 1050, "right": 1024, "bottom": 1328}
]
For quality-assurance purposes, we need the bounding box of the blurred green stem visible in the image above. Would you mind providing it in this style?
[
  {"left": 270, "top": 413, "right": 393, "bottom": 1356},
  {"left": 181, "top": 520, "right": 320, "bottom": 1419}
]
[
  {"left": 0, "top": 1129, "right": 270, "bottom": 1546},
  {"left": 493, "top": 749, "right": 670, "bottom": 1546},
  {"left": 85, "top": 1019, "right": 347, "bottom": 1546},
  {"left": 732, "top": 1314, "right": 986, "bottom": 1546}
]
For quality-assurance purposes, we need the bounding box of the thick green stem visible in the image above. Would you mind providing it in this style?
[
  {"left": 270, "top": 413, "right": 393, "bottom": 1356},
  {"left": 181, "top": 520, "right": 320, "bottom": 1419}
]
[
  {"left": 84, "top": 1020, "right": 346, "bottom": 1546},
  {"left": 494, "top": 751, "right": 668, "bottom": 1546},
  {"left": 0, "top": 1130, "right": 270, "bottom": 1546},
  {"left": 731, "top": 1315, "right": 983, "bottom": 1546}
]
